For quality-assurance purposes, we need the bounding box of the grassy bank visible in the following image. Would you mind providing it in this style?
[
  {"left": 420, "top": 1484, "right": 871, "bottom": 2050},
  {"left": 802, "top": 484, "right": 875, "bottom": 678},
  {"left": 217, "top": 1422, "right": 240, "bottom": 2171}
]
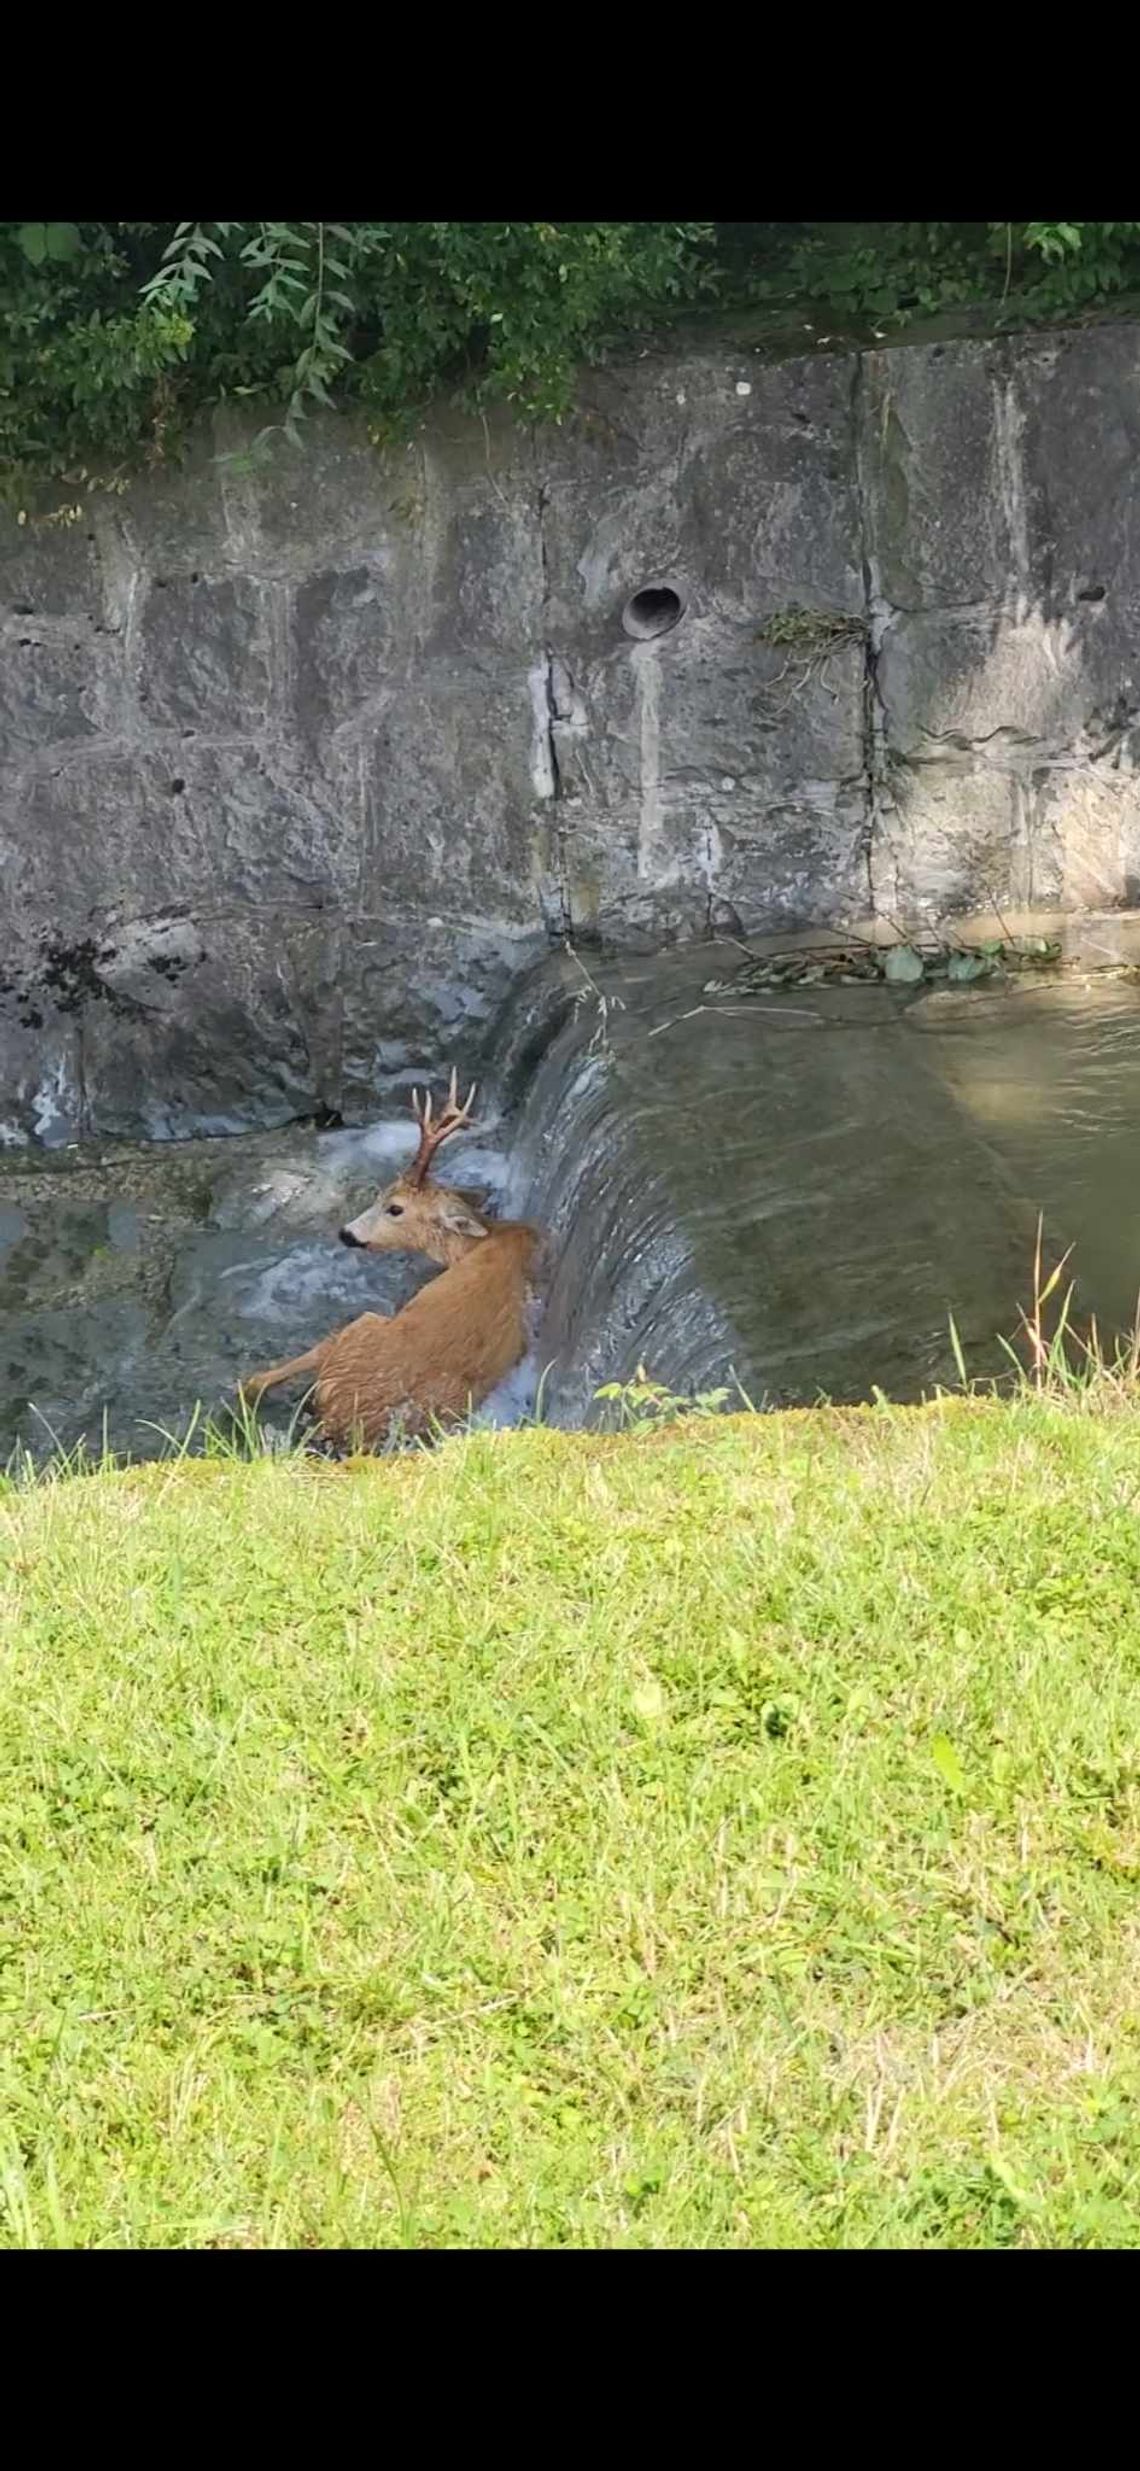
[{"left": 2, "top": 1398, "right": 1140, "bottom": 2247}]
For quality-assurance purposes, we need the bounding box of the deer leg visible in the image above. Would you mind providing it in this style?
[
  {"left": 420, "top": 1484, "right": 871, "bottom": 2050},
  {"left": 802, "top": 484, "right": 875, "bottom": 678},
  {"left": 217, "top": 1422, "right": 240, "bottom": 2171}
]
[{"left": 239, "top": 1344, "right": 324, "bottom": 1407}]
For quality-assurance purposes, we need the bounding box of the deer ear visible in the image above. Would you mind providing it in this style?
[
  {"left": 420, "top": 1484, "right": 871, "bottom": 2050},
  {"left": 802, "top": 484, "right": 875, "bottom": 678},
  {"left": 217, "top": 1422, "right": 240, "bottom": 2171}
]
[{"left": 439, "top": 1195, "right": 488, "bottom": 1241}]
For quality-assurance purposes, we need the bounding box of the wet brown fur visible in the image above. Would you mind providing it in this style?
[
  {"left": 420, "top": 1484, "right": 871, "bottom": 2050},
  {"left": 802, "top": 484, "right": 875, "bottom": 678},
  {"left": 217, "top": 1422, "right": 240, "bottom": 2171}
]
[{"left": 241, "top": 1221, "right": 540, "bottom": 1448}]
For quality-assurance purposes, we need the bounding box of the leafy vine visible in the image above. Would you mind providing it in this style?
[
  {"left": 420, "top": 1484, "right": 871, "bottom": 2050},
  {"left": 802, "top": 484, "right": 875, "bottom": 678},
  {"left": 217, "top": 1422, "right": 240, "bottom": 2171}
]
[{"left": 2, "top": 222, "right": 1138, "bottom": 499}]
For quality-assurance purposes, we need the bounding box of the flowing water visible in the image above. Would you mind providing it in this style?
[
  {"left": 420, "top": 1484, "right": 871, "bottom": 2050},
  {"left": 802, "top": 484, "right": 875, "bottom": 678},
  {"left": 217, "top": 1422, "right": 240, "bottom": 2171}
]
[
  {"left": 517, "top": 946, "right": 1140, "bottom": 1422},
  {"left": 0, "top": 1116, "right": 527, "bottom": 1462},
  {"left": 4, "top": 940, "right": 1140, "bottom": 1460}
]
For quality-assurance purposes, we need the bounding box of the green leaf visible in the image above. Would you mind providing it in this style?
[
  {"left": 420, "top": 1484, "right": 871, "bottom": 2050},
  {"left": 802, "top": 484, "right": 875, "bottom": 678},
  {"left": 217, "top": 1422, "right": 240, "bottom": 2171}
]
[
  {"left": 44, "top": 223, "right": 82, "bottom": 262},
  {"left": 884, "top": 944, "right": 925, "bottom": 985},
  {"left": 931, "top": 1733, "right": 966, "bottom": 1796},
  {"left": 947, "top": 950, "right": 989, "bottom": 983},
  {"left": 988, "top": 2152, "right": 1041, "bottom": 2211},
  {"left": 947, "top": 1313, "right": 969, "bottom": 1388},
  {"left": 15, "top": 224, "right": 48, "bottom": 266},
  {"left": 631, "top": 1679, "right": 666, "bottom": 1722}
]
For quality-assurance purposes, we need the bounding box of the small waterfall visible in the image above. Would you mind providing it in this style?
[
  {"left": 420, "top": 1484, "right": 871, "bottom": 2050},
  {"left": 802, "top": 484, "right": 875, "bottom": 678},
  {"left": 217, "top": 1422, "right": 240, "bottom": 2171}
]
[
  {"left": 509, "top": 1019, "right": 750, "bottom": 1426},
  {"left": 506, "top": 946, "right": 1140, "bottom": 1421},
  {"left": 7, "top": 941, "right": 1140, "bottom": 1459}
]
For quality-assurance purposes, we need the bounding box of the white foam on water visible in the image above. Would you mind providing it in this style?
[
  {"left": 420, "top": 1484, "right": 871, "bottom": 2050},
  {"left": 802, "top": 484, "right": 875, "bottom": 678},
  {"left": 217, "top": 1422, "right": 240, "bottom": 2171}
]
[
  {"left": 458, "top": 1143, "right": 513, "bottom": 1199},
  {"left": 315, "top": 1116, "right": 514, "bottom": 1204},
  {"left": 235, "top": 1241, "right": 400, "bottom": 1325},
  {"left": 317, "top": 1120, "right": 419, "bottom": 1172},
  {"left": 471, "top": 1350, "right": 540, "bottom": 1429}
]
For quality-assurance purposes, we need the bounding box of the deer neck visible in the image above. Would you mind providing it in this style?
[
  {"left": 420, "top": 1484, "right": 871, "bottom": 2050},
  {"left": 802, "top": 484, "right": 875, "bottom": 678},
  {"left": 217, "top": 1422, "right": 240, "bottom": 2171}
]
[{"left": 421, "top": 1224, "right": 492, "bottom": 1271}]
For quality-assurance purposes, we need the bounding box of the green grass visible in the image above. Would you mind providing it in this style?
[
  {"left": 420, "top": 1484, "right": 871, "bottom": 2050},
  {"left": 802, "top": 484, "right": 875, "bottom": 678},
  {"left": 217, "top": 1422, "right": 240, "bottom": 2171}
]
[{"left": 4, "top": 1397, "right": 1140, "bottom": 2247}]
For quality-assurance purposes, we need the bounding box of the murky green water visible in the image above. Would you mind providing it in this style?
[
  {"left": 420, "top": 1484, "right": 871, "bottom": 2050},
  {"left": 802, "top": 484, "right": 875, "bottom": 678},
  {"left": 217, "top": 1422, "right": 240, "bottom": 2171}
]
[
  {"left": 4, "top": 947, "right": 1140, "bottom": 1457},
  {"left": 512, "top": 950, "right": 1140, "bottom": 1421}
]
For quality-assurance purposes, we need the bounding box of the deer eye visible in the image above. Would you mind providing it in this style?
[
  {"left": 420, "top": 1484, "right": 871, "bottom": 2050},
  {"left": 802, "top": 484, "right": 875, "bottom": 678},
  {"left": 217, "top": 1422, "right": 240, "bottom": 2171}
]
[{"left": 386, "top": 1202, "right": 404, "bottom": 1218}]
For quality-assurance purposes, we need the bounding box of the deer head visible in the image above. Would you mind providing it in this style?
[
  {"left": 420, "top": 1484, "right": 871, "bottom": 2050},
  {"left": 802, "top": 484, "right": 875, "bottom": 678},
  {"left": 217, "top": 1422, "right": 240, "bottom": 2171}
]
[{"left": 339, "top": 1069, "right": 490, "bottom": 1265}]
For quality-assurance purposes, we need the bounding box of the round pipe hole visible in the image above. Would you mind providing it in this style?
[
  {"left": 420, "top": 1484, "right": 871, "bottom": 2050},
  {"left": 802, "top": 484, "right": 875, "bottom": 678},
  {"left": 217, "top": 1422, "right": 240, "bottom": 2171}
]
[{"left": 622, "top": 583, "right": 685, "bottom": 641}]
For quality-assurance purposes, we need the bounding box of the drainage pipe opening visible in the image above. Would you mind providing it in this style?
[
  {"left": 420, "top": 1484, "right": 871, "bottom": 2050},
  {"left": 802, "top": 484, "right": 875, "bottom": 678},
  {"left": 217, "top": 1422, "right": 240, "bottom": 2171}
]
[{"left": 621, "top": 583, "right": 685, "bottom": 641}]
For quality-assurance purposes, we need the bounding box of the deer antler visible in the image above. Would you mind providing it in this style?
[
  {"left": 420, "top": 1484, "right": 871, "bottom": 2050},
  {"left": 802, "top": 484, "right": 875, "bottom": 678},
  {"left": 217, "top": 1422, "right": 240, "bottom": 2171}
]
[{"left": 407, "top": 1066, "right": 479, "bottom": 1187}]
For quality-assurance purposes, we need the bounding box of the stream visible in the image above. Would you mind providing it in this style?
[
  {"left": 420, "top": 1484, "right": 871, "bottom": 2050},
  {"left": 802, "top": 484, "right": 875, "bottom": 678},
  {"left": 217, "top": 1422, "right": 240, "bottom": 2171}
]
[{"left": 3, "top": 940, "right": 1140, "bottom": 1461}]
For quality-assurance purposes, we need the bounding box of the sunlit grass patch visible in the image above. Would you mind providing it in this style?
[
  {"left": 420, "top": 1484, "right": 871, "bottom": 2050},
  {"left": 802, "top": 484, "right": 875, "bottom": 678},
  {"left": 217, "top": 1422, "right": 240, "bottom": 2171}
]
[{"left": 2, "top": 1396, "right": 1140, "bottom": 2245}]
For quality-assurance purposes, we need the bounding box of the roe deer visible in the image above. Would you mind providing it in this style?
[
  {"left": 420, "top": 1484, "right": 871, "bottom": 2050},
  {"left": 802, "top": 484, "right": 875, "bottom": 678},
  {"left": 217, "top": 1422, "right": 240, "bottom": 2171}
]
[{"left": 239, "top": 1070, "right": 543, "bottom": 1449}]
